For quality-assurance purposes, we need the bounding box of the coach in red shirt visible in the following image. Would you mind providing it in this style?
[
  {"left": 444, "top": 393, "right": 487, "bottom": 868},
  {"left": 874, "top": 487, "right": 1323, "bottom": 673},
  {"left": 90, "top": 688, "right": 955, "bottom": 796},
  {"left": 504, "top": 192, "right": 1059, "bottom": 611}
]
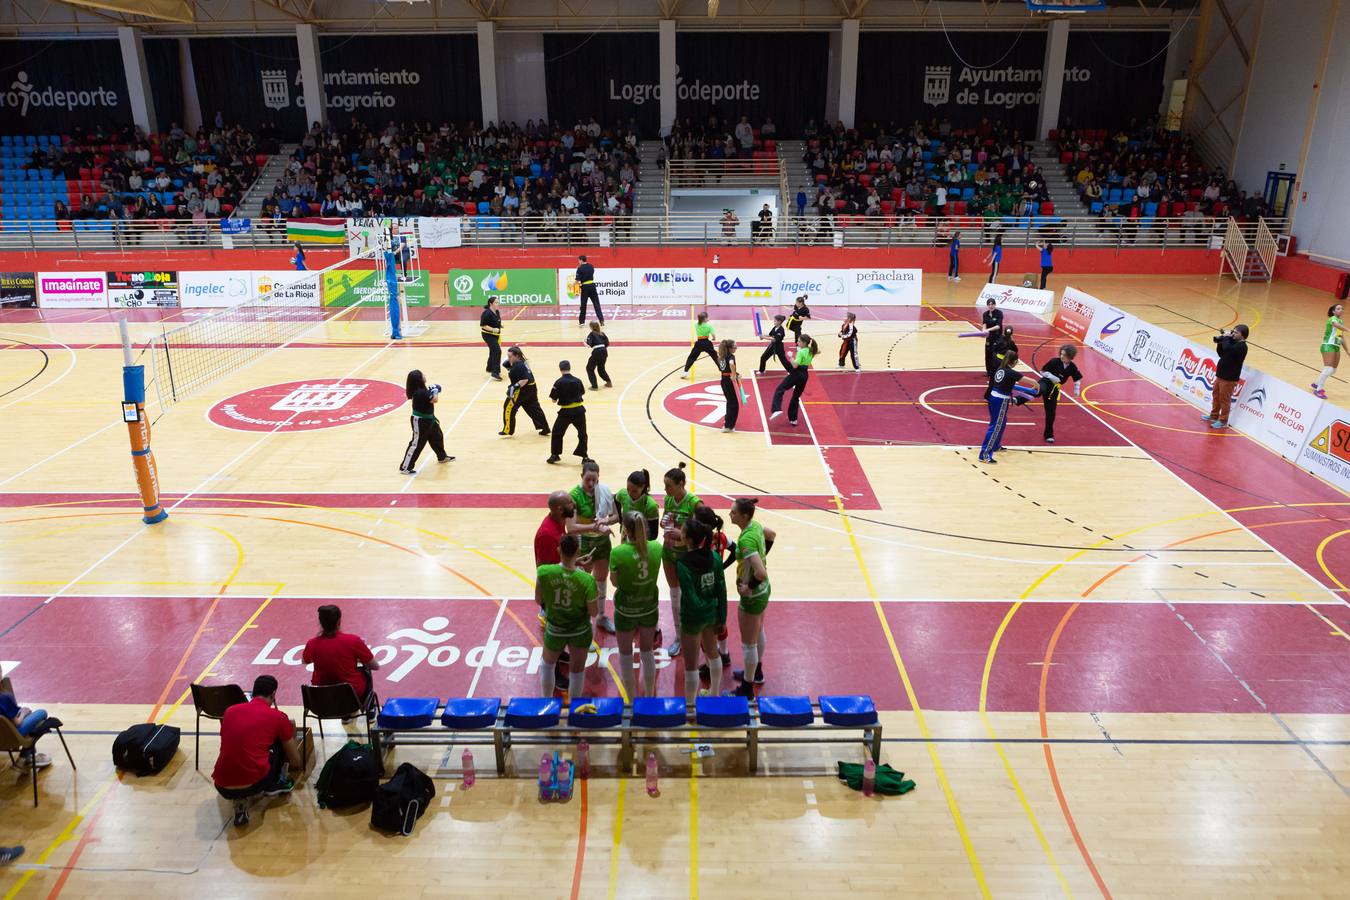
[
  {"left": 534, "top": 490, "right": 575, "bottom": 566},
  {"left": 213, "top": 675, "right": 303, "bottom": 796},
  {"left": 302, "top": 604, "right": 379, "bottom": 703}
]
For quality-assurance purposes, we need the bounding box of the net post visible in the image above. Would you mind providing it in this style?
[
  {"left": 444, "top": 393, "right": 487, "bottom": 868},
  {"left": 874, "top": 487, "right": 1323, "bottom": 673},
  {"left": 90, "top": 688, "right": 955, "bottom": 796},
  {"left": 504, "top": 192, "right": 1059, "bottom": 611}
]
[
  {"left": 385, "top": 248, "right": 403, "bottom": 340},
  {"left": 118, "top": 315, "right": 167, "bottom": 525}
]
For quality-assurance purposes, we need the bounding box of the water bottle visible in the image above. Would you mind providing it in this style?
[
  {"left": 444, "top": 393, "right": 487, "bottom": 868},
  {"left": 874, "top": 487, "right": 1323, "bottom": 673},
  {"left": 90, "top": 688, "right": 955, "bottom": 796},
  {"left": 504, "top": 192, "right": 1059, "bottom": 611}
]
[
  {"left": 862, "top": 758, "right": 876, "bottom": 797},
  {"left": 538, "top": 753, "right": 552, "bottom": 799},
  {"left": 577, "top": 738, "right": 590, "bottom": 779},
  {"left": 645, "top": 751, "right": 659, "bottom": 797},
  {"left": 461, "top": 748, "right": 475, "bottom": 789}
]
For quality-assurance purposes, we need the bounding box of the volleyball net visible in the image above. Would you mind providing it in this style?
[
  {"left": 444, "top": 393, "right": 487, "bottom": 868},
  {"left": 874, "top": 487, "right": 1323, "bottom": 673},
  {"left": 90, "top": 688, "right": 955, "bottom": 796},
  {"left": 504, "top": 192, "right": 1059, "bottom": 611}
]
[{"left": 144, "top": 248, "right": 379, "bottom": 415}]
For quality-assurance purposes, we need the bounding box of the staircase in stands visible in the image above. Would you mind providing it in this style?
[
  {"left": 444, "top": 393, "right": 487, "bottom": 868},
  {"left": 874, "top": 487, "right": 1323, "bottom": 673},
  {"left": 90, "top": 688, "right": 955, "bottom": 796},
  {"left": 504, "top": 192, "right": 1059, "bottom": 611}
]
[{"left": 236, "top": 143, "right": 298, "bottom": 219}]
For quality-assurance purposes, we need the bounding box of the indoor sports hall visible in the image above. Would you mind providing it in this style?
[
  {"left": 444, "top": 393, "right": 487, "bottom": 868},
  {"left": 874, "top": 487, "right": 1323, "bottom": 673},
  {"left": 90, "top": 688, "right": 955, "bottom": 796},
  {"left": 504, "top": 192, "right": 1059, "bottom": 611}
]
[{"left": 1, "top": 1, "right": 1349, "bottom": 897}]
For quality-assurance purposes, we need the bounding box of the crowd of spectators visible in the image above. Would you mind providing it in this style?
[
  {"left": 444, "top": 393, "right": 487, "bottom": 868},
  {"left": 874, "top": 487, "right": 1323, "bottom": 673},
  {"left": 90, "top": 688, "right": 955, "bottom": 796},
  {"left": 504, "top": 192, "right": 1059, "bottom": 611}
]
[
  {"left": 1056, "top": 126, "right": 1268, "bottom": 219},
  {"left": 664, "top": 114, "right": 779, "bottom": 162},
  {"left": 796, "top": 118, "right": 1051, "bottom": 221},
  {"left": 26, "top": 115, "right": 266, "bottom": 223},
  {"left": 259, "top": 117, "right": 642, "bottom": 221}
]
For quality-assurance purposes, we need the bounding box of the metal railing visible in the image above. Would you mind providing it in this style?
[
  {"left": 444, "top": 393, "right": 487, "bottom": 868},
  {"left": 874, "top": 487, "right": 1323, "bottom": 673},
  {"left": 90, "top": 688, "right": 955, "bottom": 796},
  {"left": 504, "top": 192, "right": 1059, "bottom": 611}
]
[
  {"left": 1254, "top": 217, "right": 1278, "bottom": 282},
  {"left": 0, "top": 213, "right": 1289, "bottom": 253},
  {"left": 1221, "top": 217, "right": 1250, "bottom": 280}
]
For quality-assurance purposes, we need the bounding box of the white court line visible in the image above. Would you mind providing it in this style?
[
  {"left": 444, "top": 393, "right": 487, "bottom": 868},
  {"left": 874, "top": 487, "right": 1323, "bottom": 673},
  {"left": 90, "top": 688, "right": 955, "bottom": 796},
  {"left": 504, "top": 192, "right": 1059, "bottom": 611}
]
[
  {"left": 0, "top": 332, "right": 77, "bottom": 413},
  {"left": 748, "top": 369, "right": 772, "bottom": 447},
  {"left": 0, "top": 421, "right": 121, "bottom": 488}
]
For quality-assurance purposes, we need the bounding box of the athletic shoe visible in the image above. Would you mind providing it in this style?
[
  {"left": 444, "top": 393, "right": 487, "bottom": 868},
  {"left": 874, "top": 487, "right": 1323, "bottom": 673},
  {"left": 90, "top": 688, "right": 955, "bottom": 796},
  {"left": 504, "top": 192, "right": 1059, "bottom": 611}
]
[
  {"left": 596, "top": 615, "right": 616, "bottom": 635},
  {"left": 538, "top": 429, "right": 551, "bottom": 436},
  {"left": 730, "top": 681, "right": 755, "bottom": 699},
  {"left": 232, "top": 803, "right": 250, "bottom": 827},
  {"left": 491, "top": 374, "right": 502, "bottom": 381},
  {"left": 498, "top": 430, "right": 510, "bottom": 436},
  {"left": 0, "top": 846, "right": 25, "bottom": 865},
  {"left": 1200, "top": 414, "right": 1214, "bottom": 422},
  {"left": 16, "top": 752, "right": 50, "bottom": 770},
  {"left": 546, "top": 455, "right": 561, "bottom": 464},
  {"left": 1209, "top": 420, "right": 1227, "bottom": 429},
  {"left": 437, "top": 456, "right": 454, "bottom": 463},
  {"left": 398, "top": 466, "right": 412, "bottom": 474},
  {"left": 1045, "top": 437, "right": 1055, "bottom": 444},
  {"left": 667, "top": 637, "right": 682, "bottom": 657},
  {"left": 788, "top": 419, "right": 798, "bottom": 427},
  {"left": 604, "top": 382, "right": 613, "bottom": 388},
  {"left": 769, "top": 410, "right": 783, "bottom": 419},
  {"left": 680, "top": 372, "right": 690, "bottom": 380},
  {"left": 263, "top": 777, "right": 294, "bottom": 797},
  {"left": 733, "top": 662, "right": 764, "bottom": 685},
  {"left": 1314, "top": 388, "right": 1328, "bottom": 399},
  {"left": 698, "top": 652, "right": 732, "bottom": 681},
  {"left": 953, "top": 276, "right": 961, "bottom": 282},
  {"left": 980, "top": 456, "right": 997, "bottom": 464},
  {"left": 722, "top": 427, "right": 733, "bottom": 433}
]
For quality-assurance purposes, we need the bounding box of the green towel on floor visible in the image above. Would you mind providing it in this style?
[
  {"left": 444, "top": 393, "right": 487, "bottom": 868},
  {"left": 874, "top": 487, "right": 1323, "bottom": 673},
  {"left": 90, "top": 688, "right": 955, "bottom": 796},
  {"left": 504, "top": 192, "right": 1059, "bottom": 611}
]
[{"left": 836, "top": 761, "right": 916, "bottom": 796}]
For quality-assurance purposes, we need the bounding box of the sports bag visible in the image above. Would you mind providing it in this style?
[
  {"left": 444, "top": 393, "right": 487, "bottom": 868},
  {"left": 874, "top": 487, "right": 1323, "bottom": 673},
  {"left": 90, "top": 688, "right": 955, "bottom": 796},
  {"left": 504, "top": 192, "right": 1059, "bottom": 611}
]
[
  {"left": 370, "top": 762, "right": 436, "bottom": 835},
  {"left": 315, "top": 740, "right": 380, "bottom": 809},
  {"left": 112, "top": 723, "right": 181, "bottom": 775}
]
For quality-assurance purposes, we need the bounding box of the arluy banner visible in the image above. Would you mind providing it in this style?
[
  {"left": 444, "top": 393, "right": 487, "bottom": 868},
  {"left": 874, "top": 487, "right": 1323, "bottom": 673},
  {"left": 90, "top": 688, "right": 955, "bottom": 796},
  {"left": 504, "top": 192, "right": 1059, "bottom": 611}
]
[
  {"left": 416, "top": 217, "right": 462, "bottom": 249},
  {"left": 847, "top": 268, "right": 923, "bottom": 307},
  {"left": 448, "top": 269, "right": 557, "bottom": 307},
  {"left": 108, "top": 270, "right": 179, "bottom": 308},
  {"left": 975, "top": 283, "right": 1054, "bottom": 316},
  {"left": 37, "top": 271, "right": 107, "bottom": 309},
  {"left": 558, "top": 268, "right": 633, "bottom": 307},
  {"left": 706, "top": 269, "right": 778, "bottom": 307},
  {"left": 1296, "top": 401, "right": 1350, "bottom": 494},
  {"left": 630, "top": 268, "right": 704, "bottom": 305},
  {"left": 1228, "top": 369, "right": 1323, "bottom": 461}
]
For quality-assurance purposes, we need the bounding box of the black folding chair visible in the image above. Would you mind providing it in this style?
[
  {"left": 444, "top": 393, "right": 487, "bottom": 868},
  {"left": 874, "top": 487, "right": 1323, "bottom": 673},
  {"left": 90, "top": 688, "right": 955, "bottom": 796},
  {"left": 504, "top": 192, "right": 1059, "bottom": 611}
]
[
  {"left": 300, "top": 681, "right": 380, "bottom": 771},
  {"left": 189, "top": 682, "right": 248, "bottom": 770}
]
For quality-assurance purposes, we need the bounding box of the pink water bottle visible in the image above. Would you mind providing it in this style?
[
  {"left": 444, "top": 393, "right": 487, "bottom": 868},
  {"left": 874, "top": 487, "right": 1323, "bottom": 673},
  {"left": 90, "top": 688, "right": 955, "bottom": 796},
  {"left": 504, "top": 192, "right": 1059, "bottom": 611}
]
[
  {"left": 461, "top": 748, "right": 475, "bottom": 789},
  {"left": 645, "top": 751, "right": 659, "bottom": 797},
  {"left": 538, "top": 753, "right": 552, "bottom": 798},
  {"left": 862, "top": 758, "right": 876, "bottom": 797},
  {"left": 577, "top": 739, "right": 590, "bottom": 779}
]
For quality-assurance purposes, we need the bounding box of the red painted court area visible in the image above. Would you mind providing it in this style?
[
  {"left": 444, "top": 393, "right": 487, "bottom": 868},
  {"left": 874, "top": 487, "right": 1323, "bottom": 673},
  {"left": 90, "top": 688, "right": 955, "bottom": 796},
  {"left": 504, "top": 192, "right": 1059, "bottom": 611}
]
[{"left": 4, "top": 594, "right": 1349, "bottom": 714}]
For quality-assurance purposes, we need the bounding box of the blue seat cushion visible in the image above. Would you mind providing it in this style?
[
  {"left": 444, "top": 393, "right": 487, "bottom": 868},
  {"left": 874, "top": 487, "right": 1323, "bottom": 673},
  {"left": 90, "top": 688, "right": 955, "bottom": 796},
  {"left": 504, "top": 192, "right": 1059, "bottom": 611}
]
[
  {"left": 505, "top": 697, "right": 561, "bottom": 728},
  {"left": 631, "top": 696, "right": 686, "bottom": 729},
  {"left": 377, "top": 697, "right": 439, "bottom": 729},
  {"left": 441, "top": 697, "right": 500, "bottom": 729},
  {"left": 569, "top": 696, "right": 624, "bottom": 729},
  {"left": 695, "top": 695, "right": 750, "bottom": 728},
  {"left": 757, "top": 695, "right": 814, "bottom": 728},
  {"left": 819, "top": 695, "right": 878, "bottom": 727}
]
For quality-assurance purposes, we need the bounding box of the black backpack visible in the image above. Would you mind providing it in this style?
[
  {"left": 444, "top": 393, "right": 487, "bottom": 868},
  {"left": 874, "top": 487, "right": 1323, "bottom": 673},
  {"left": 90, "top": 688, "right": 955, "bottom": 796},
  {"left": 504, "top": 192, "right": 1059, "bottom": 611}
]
[
  {"left": 315, "top": 741, "right": 381, "bottom": 809},
  {"left": 371, "top": 763, "right": 435, "bottom": 836},
  {"left": 112, "top": 723, "right": 181, "bottom": 776}
]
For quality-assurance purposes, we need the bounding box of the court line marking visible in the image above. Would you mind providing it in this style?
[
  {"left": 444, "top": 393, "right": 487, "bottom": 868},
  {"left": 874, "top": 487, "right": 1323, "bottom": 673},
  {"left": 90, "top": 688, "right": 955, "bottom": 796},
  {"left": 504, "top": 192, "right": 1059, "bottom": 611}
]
[
  {"left": 606, "top": 773, "right": 627, "bottom": 900},
  {"left": 0, "top": 332, "right": 74, "bottom": 413},
  {"left": 793, "top": 394, "right": 989, "bottom": 895}
]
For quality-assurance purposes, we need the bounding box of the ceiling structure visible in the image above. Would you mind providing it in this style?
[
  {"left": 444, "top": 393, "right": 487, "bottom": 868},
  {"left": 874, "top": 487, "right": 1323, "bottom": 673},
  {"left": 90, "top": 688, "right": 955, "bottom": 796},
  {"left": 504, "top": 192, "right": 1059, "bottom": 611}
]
[{"left": 0, "top": 0, "right": 1194, "bottom": 36}]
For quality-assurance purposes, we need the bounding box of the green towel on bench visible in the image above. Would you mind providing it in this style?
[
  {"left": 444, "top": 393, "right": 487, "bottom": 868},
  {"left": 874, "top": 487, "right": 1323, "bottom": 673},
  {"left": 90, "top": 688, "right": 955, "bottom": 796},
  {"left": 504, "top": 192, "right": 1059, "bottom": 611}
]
[{"left": 836, "top": 761, "right": 916, "bottom": 796}]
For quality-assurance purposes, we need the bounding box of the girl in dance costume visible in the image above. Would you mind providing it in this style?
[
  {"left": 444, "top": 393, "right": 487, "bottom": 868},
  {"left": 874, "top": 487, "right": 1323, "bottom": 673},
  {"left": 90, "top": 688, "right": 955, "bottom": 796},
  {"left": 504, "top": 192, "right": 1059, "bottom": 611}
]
[
  {"left": 786, "top": 295, "right": 812, "bottom": 343},
  {"left": 660, "top": 462, "right": 703, "bottom": 657},
  {"left": 681, "top": 312, "right": 719, "bottom": 378},
  {"left": 569, "top": 459, "right": 619, "bottom": 634},
  {"left": 535, "top": 534, "right": 598, "bottom": 699},
  {"left": 1035, "top": 344, "right": 1084, "bottom": 443},
  {"left": 676, "top": 516, "right": 727, "bottom": 708},
  {"left": 760, "top": 314, "right": 790, "bottom": 373},
  {"left": 730, "top": 498, "right": 775, "bottom": 695},
  {"left": 1313, "top": 303, "right": 1345, "bottom": 399},
  {"left": 718, "top": 338, "right": 745, "bottom": 433},
  {"left": 837, "top": 312, "right": 860, "bottom": 371},
  {"left": 609, "top": 510, "right": 664, "bottom": 701},
  {"left": 400, "top": 370, "right": 454, "bottom": 473},
  {"left": 585, "top": 321, "right": 613, "bottom": 389},
  {"left": 769, "top": 334, "right": 819, "bottom": 426}
]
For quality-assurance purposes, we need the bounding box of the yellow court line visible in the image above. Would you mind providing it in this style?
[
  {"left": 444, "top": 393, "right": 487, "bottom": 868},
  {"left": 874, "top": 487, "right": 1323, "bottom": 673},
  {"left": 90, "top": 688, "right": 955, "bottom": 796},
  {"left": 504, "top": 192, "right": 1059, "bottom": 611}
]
[
  {"left": 833, "top": 496, "right": 990, "bottom": 898},
  {"left": 606, "top": 774, "right": 627, "bottom": 900},
  {"left": 1316, "top": 530, "right": 1350, "bottom": 593},
  {"left": 1295, "top": 594, "right": 1350, "bottom": 643}
]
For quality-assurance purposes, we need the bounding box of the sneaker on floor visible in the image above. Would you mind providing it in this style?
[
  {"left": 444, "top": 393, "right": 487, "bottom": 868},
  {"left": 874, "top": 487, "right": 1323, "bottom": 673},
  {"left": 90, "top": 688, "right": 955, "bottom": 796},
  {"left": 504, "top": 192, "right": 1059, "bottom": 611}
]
[
  {"left": 438, "top": 456, "right": 454, "bottom": 463},
  {"left": 17, "top": 752, "right": 50, "bottom": 770},
  {"left": 769, "top": 410, "right": 783, "bottom": 419},
  {"left": 498, "top": 430, "right": 511, "bottom": 437},
  {"left": 979, "top": 456, "right": 997, "bottom": 464},
  {"left": 546, "top": 455, "right": 561, "bottom": 464},
  {"left": 1314, "top": 388, "right": 1328, "bottom": 399},
  {"left": 1209, "top": 420, "right": 1227, "bottom": 429},
  {"left": 398, "top": 466, "right": 412, "bottom": 474},
  {"left": 596, "top": 615, "right": 616, "bottom": 634},
  {"left": 730, "top": 681, "right": 755, "bottom": 699},
  {"left": 538, "top": 429, "right": 551, "bottom": 436},
  {"left": 232, "top": 805, "right": 249, "bottom": 827},
  {"left": 953, "top": 276, "right": 961, "bottom": 282},
  {"left": 721, "top": 427, "right": 733, "bottom": 433},
  {"left": 604, "top": 381, "right": 613, "bottom": 388},
  {"left": 788, "top": 419, "right": 798, "bottom": 427},
  {"left": 1045, "top": 437, "right": 1055, "bottom": 444},
  {"left": 680, "top": 372, "right": 690, "bottom": 380},
  {"left": 733, "top": 662, "right": 764, "bottom": 685},
  {"left": 666, "top": 637, "right": 682, "bottom": 657},
  {"left": 0, "top": 846, "right": 24, "bottom": 864},
  {"left": 263, "top": 777, "right": 294, "bottom": 797},
  {"left": 1200, "top": 414, "right": 1214, "bottom": 422},
  {"left": 491, "top": 374, "right": 503, "bottom": 381}
]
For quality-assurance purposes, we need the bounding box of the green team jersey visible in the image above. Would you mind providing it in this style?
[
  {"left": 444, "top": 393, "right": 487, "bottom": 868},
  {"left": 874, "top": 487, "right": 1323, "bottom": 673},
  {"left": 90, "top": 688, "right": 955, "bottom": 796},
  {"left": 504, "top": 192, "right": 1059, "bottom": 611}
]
[
  {"left": 677, "top": 551, "right": 727, "bottom": 629},
  {"left": 696, "top": 322, "right": 715, "bottom": 339},
  {"left": 569, "top": 484, "right": 598, "bottom": 524},
  {"left": 610, "top": 540, "right": 664, "bottom": 616},
  {"left": 536, "top": 564, "right": 597, "bottom": 642},
  {"left": 663, "top": 491, "right": 701, "bottom": 530},
  {"left": 1324, "top": 316, "right": 1343, "bottom": 349},
  {"left": 736, "top": 520, "right": 770, "bottom": 600},
  {"left": 795, "top": 346, "right": 815, "bottom": 367},
  {"left": 618, "top": 490, "right": 660, "bottom": 527}
]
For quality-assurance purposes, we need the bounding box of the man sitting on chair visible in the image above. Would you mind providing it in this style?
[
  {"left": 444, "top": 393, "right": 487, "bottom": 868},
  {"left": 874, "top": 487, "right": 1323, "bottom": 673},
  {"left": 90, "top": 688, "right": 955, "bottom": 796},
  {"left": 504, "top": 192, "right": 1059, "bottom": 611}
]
[
  {"left": 302, "top": 604, "right": 379, "bottom": 706},
  {"left": 213, "top": 675, "right": 303, "bottom": 825}
]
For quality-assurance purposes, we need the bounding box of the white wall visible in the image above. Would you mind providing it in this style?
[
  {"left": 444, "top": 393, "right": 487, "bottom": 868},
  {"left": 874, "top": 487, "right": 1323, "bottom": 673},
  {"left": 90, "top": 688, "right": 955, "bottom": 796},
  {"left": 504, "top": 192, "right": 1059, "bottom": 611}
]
[
  {"left": 1185, "top": 0, "right": 1264, "bottom": 169},
  {"left": 1293, "top": 3, "right": 1350, "bottom": 261},
  {"left": 495, "top": 31, "right": 548, "bottom": 127},
  {"left": 1232, "top": 0, "right": 1333, "bottom": 197}
]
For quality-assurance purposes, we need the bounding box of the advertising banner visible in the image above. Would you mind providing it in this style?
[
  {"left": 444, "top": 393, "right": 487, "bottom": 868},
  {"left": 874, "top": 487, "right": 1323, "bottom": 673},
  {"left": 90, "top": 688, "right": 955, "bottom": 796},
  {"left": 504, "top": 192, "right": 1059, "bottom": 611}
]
[
  {"left": 975, "top": 283, "right": 1054, "bottom": 316},
  {"left": 323, "top": 268, "right": 429, "bottom": 307},
  {"left": 0, "top": 272, "right": 36, "bottom": 307},
  {"left": 1297, "top": 401, "right": 1350, "bottom": 493},
  {"left": 448, "top": 268, "right": 557, "bottom": 307},
  {"left": 179, "top": 270, "right": 253, "bottom": 308},
  {"left": 776, "top": 269, "right": 848, "bottom": 302},
  {"left": 847, "top": 269, "right": 923, "bottom": 307},
  {"left": 253, "top": 271, "right": 322, "bottom": 308},
  {"left": 1228, "top": 370, "right": 1323, "bottom": 461},
  {"left": 558, "top": 268, "right": 632, "bottom": 307},
  {"left": 417, "top": 217, "right": 462, "bottom": 248},
  {"left": 1119, "top": 322, "right": 1189, "bottom": 388},
  {"left": 1084, "top": 300, "right": 1136, "bottom": 363},
  {"left": 1169, "top": 340, "right": 1229, "bottom": 412},
  {"left": 108, "top": 270, "right": 179, "bottom": 308},
  {"left": 37, "top": 271, "right": 107, "bottom": 309},
  {"left": 1053, "top": 286, "right": 1098, "bottom": 342},
  {"left": 0, "top": 40, "right": 129, "bottom": 132},
  {"left": 630, "top": 268, "right": 704, "bottom": 305},
  {"left": 706, "top": 269, "right": 778, "bottom": 307}
]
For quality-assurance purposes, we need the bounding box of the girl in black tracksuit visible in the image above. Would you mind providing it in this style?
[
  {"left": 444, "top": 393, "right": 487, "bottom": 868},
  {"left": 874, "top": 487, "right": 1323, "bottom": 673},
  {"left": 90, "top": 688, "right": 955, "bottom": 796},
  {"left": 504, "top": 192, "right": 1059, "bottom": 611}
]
[
  {"left": 1034, "top": 344, "right": 1084, "bottom": 443},
  {"left": 401, "top": 369, "right": 454, "bottom": 473},
  {"left": 480, "top": 297, "right": 503, "bottom": 379},
  {"left": 718, "top": 339, "right": 744, "bottom": 432},
  {"left": 759, "top": 314, "right": 790, "bottom": 373},
  {"left": 585, "top": 321, "right": 612, "bottom": 389},
  {"left": 786, "top": 296, "right": 812, "bottom": 343},
  {"left": 837, "top": 312, "right": 859, "bottom": 370}
]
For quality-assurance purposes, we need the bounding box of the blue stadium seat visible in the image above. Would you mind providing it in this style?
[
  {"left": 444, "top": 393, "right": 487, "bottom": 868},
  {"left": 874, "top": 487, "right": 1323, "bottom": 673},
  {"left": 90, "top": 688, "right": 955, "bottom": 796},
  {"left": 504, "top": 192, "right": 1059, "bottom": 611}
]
[
  {"left": 694, "top": 695, "right": 750, "bottom": 728},
  {"left": 631, "top": 696, "right": 686, "bottom": 729},
  {"left": 377, "top": 697, "right": 440, "bottom": 729},
  {"left": 961, "top": 187, "right": 974, "bottom": 200},
  {"left": 567, "top": 696, "right": 624, "bottom": 729},
  {"left": 1143, "top": 201, "right": 1158, "bottom": 216},
  {"left": 504, "top": 697, "right": 561, "bottom": 728},
  {"left": 819, "top": 695, "right": 877, "bottom": 727},
  {"left": 756, "top": 695, "right": 814, "bottom": 728},
  {"left": 1090, "top": 201, "right": 1104, "bottom": 214},
  {"left": 441, "top": 697, "right": 500, "bottom": 729}
]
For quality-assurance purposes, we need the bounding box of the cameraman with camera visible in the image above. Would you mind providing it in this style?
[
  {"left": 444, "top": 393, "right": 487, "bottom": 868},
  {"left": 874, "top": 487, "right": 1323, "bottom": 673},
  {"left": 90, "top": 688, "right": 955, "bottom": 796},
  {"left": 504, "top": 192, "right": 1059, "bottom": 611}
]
[{"left": 1203, "top": 324, "right": 1249, "bottom": 430}]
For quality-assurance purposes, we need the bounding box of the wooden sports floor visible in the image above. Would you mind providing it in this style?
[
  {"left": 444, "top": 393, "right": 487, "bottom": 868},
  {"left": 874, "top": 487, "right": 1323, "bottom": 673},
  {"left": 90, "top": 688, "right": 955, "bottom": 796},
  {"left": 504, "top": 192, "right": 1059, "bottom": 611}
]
[{"left": 0, "top": 272, "right": 1347, "bottom": 898}]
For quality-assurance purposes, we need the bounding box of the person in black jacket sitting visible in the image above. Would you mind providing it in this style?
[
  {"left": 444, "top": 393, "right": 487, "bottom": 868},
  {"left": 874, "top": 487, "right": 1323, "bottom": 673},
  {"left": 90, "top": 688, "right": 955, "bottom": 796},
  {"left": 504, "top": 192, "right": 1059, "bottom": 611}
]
[{"left": 1204, "top": 325, "right": 1249, "bottom": 430}]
